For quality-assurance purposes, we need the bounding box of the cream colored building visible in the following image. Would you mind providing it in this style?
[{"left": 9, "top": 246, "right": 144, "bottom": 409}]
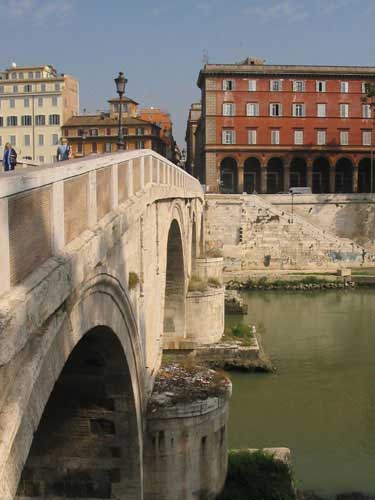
[{"left": 0, "top": 64, "right": 79, "bottom": 164}]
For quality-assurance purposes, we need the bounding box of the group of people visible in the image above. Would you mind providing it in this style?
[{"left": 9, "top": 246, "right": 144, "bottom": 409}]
[{"left": 2, "top": 138, "right": 72, "bottom": 172}]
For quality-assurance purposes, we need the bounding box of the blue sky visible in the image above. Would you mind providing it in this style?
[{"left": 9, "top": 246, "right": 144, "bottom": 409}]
[{"left": 1, "top": 0, "right": 375, "bottom": 145}]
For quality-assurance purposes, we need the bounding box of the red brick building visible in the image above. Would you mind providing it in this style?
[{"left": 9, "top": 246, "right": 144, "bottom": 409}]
[
  {"left": 195, "top": 57, "right": 375, "bottom": 193},
  {"left": 139, "top": 107, "right": 177, "bottom": 162}
]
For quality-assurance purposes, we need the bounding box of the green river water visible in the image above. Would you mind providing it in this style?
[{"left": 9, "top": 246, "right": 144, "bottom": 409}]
[{"left": 226, "top": 290, "right": 375, "bottom": 498}]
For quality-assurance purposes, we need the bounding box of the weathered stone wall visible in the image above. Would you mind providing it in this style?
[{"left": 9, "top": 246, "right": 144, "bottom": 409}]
[
  {"left": 194, "top": 257, "right": 223, "bottom": 284},
  {"left": 144, "top": 395, "right": 230, "bottom": 500},
  {"left": 185, "top": 287, "right": 225, "bottom": 346},
  {"left": 205, "top": 194, "right": 369, "bottom": 274},
  {"left": 262, "top": 193, "right": 375, "bottom": 253}
]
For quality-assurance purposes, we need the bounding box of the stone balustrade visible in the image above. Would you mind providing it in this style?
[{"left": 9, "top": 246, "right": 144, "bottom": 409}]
[{"left": 0, "top": 150, "right": 202, "bottom": 296}]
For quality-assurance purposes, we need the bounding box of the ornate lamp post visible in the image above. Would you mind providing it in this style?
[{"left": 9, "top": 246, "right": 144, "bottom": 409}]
[{"left": 114, "top": 72, "right": 127, "bottom": 150}]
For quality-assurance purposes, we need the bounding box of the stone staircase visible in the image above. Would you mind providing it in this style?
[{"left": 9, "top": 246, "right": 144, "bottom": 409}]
[{"left": 237, "top": 195, "right": 370, "bottom": 269}]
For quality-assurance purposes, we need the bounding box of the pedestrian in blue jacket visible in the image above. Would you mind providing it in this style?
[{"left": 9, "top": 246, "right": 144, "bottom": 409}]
[{"left": 2, "top": 143, "right": 17, "bottom": 172}]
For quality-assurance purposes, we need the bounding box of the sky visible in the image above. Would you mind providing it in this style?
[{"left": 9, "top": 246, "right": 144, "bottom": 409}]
[{"left": 1, "top": 0, "right": 375, "bottom": 146}]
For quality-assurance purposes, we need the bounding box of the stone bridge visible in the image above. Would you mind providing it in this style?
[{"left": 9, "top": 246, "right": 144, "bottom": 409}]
[{"left": 0, "top": 151, "right": 224, "bottom": 499}]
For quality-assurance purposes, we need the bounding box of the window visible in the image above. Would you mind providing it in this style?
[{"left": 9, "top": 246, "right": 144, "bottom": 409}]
[
  {"left": 89, "top": 128, "right": 98, "bottom": 136},
  {"left": 13, "top": 85, "right": 18, "bottom": 93},
  {"left": 24, "top": 134, "right": 30, "bottom": 146},
  {"left": 65, "top": 128, "right": 69, "bottom": 137},
  {"left": 340, "top": 81, "right": 349, "bottom": 93},
  {"left": 11, "top": 73, "right": 17, "bottom": 80},
  {"left": 28, "top": 72, "right": 33, "bottom": 79},
  {"left": 9, "top": 98, "right": 15, "bottom": 108},
  {"left": 92, "top": 142, "right": 97, "bottom": 153},
  {"left": 317, "top": 103, "right": 326, "bottom": 117},
  {"left": 77, "top": 128, "right": 84, "bottom": 136},
  {"left": 271, "top": 129, "right": 280, "bottom": 145},
  {"left": 362, "top": 130, "right": 372, "bottom": 146},
  {"left": 10, "top": 135, "right": 16, "bottom": 145},
  {"left": 248, "top": 129, "right": 257, "bottom": 145},
  {"left": 270, "top": 103, "right": 282, "bottom": 117},
  {"left": 51, "top": 96, "right": 58, "bottom": 106},
  {"left": 38, "top": 156, "right": 44, "bottom": 163},
  {"left": 222, "top": 129, "right": 235, "bottom": 144},
  {"left": 35, "top": 71, "right": 41, "bottom": 79},
  {"left": 49, "top": 114, "right": 60, "bottom": 125},
  {"left": 292, "top": 103, "right": 305, "bottom": 117},
  {"left": 19, "top": 72, "right": 24, "bottom": 79},
  {"left": 340, "top": 130, "right": 349, "bottom": 145},
  {"left": 77, "top": 143, "right": 83, "bottom": 154},
  {"left": 316, "top": 81, "right": 326, "bottom": 92},
  {"left": 340, "top": 103, "right": 349, "bottom": 118},
  {"left": 105, "top": 142, "right": 112, "bottom": 152},
  {"left": 38, "top": 134, "right": 44, "bottom": 146},
  {"left": 293, "top": 80, "right": 305, "bottom": 92},
  {"left": 123, "top": 127, "right": 128, "bottom": 136},
  {"left": 52, "top": 133, "right": 59, "bottom": 145},
  {"left": 246, "top": 102, "right": 259, "bottom": 116},
  {"left": 362, "top": 82, "right": 370, "bottom": 94},
  {"left": 137, "top": 140, "right": 145, "bottom": 149},
  {"left": 54, "top": 83, "right": 60, "bottom": 91},
  {"left": 137, "top": 127, "right": 145, "bottom": 135},
  {"left": 7, "top": 116, "right": 17, "bottom": 126},
  {"left": 24, "top": 84, "right": 32, "bottom": 93},
  {"left": 35, "top": 115, "right": 45, "bottom": 125},
  {"left": 270, "top": 79, "right": 282, "bottom": 91},
  {"left": 0, "top": 86, "right": 3, "bottom": 93},
  {"left": 38, "top": 97, "right": 43, "bottom": 107},
  {"left": 41, "top": 83, "right": 46, "bottom": 92},
  {"left": 363, "top": 104, "right": 371, "bottom": 118},
  {"left": 317, "top": 129, "right": 326, "bottom": 145},
  {"left": 106, "top": 128, "right": 111, "bottom": 136},
  {"left": 21, "top": 115, "right": 32, "bottom": 126},
  {"left": 223, "top": 79, "right": 234, "bottom": 91},
  {"left": 0, "top": 117, "right": 3, "bottom": 127},
  {"left": 294, "top": 130, "right": 304, "bottom": 145},
  {"left": 248, "top": 79, "right": 257, "bottom": 91},
  {"left": 123, "top": 103, "right": 128, "bottom": 113},
  {"left": 223, "top": 102, "right": 235, "bottom": 116},
  {"left": 24, "top": 98, "right": 30, "bottom": 107}
]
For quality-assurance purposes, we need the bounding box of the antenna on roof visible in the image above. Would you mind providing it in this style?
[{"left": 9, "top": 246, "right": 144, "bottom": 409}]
[{"left": 202, "top": 49, "right": 209, "bottom": 65}]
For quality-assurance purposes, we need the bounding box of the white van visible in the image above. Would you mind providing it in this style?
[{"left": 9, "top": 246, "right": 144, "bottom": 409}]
[{"left": 289, "top": 187, "right": 312, "bottom": 195}]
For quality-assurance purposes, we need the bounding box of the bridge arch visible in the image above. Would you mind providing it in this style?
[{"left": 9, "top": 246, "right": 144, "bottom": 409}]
[
  {"left": 1, "top": 274, "right": 145, "bottom": 500},
  {"left": 163, "top": 219, "right": 186, "bottom": 342}
]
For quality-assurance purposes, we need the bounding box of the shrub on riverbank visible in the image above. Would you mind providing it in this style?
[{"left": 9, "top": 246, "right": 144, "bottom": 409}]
[
  {"left": 224, "top": 323, "right": 254, "bottom": 345},
  {"left": 217, "top": 450, "right": 296, "bottom": 500}
]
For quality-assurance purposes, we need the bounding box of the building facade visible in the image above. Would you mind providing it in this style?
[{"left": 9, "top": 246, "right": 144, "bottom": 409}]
[
  {"left": 63, "top": 97, "right": 165, "bottom": 157},
  {"left": 185, "top": 102, "right": 202, "bottom": 176},
  {"left": 139, "top": 107, "right": 176, "bottom": 161},
  {"left": 0, "top": 64, "right": 78, "bottom": 164},
  {"left": 196, "top": 58, "right": 375, "bottom": 193}
]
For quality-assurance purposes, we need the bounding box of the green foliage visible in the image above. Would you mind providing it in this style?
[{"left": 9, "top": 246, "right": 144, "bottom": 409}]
[
  {"left": 217, "top": 450, "right": 296, "bottom": 500},
  {"left": 205, "top": 248, "right": 223, "bottom": 258},
  {"left": 225, "top": 323, "right": 254, "bottom": 344},
  {"left": 128, "top": 271, "right": 139, "bottom": 290},
  {"left": 188, "top": 275, "right": 208, "bottom": 293},
  {"left": 208, "top": 276, "right": 221, "bottom": 288}
]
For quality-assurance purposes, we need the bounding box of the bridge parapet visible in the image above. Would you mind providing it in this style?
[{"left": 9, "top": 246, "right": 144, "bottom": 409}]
[{"left": 0, "top": 150, "right": 202, "bottom": 296}]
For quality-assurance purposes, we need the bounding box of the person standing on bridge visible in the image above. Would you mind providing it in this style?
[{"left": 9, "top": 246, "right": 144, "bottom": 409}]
[
  {"left": 56, "top": 137, "right": 72, "bottom": 162},
  {"left": 2, "top": 142, "right": 17, "bottom": 172}
]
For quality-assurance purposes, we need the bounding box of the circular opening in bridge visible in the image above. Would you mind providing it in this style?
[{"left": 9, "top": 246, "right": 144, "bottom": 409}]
[
  {"left": 17, "top": 327, "right": 142, "bottom": 499},
  {"left": 163, "top": 219, "right": 185, "bottom": 340}
]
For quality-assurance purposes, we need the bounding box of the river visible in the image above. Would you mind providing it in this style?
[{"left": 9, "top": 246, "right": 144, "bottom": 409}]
[{"left": 226, "top": 290, "right": 375, "bottom": 498}]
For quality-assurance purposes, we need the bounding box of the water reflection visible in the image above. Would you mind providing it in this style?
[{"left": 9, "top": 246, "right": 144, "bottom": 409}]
[{"left": 227, "top": 290, "right": 375, "bottom": 498}]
